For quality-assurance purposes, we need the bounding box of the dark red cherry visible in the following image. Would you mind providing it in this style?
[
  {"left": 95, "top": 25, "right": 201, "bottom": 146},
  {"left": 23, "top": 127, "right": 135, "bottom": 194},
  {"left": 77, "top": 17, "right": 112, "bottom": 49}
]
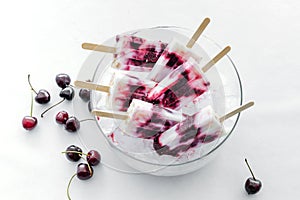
[
  {"left": 23, "top": 84, "right": 38, "bottom": 131},
  {"left": 28, "top": 74, "right": 50, "bottom": 104},
  {"left": 65, "top": 116, "right": 80, "bottom": 132},
  {"left": 245, "top": 177, "right": 262, "bottom": 194},
  {"left": 65, "top": 145, "right": 82, "bottom": 162},
  {"left": 22, "top": 116, "right": 38, "bottom": 130},
  {"left": 244, "top": 159, "right": 262, "bottom": 194},
  {"left": 77, "top": 163, "right": 93, "bottom": 180},
  {"left": 79, "top": 88, "right": 90, "bottom": 102},
  {"left": 35, "top": 89, "right": 50, "bottom": 104},
  {"left": 56, "top": 111, "right": 69, "bottom": 124},
  {"left": 66, "top": 162, "right": 94, "bottom": 199},
  {"left": 87, "top": 150, "right": 101, "bottom": 166},
  {"left": 56, "top": 73, "right": 71, "bottom": 89},
  {"left": 60, "top": 86, "right": 75, "bottom": 100}
]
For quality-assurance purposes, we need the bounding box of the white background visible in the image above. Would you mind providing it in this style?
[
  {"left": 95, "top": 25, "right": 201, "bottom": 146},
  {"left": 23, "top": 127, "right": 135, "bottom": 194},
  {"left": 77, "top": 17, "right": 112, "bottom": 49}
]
[{"left": 0, "top": 0, "right": 300, "bottom": 199}]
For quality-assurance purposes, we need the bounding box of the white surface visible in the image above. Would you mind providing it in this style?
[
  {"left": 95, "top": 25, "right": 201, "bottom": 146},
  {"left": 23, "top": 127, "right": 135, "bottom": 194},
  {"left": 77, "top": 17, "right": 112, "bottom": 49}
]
[{"left": 0, "top": 0, "right": 299, "bottom": 199}]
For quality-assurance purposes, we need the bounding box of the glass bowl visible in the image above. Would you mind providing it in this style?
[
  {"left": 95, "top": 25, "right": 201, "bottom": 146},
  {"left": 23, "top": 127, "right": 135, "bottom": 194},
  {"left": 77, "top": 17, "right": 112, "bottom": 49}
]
[{"left": 74, "top": 26, "right": 242, "bottom": 176}]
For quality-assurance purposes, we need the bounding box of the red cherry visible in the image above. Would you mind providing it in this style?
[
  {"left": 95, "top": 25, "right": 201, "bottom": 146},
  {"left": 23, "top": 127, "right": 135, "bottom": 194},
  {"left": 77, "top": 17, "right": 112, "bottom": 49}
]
[
  {"left": 59, "top": 86, "right": 75, "bottom": 100},
  {"left": 87, "top": 150, "right": 101, "bottom": 166},
  {"left": 65, "top": 116, "right": 80, "bottom": 132},
  {"left": 23, "top": 82, "right": 38, "bottom": 131},
  {"left": 35, "top": 89, "right": 51, "bottom": 104},
  {"left": 63, "top": 145, "right": 83, "bottom": 162},
  {"left": 77, "top": 163, "right": 94, "bottom": 180},
  {"left": 22, "top": 116, "right": 38, "bottom": 130},
  {"left": 245, "top": 159, "right": 262, "bottom": 194},
  {"left": 79, "top": 88, "right": 90, "bottom": 102},
  {"left": 28, "top": 74, "right": 51, "bottom": 104},
  {"left": 56, "top": 111, "right": 69, "bottom": 124},
  {"left": 245, "top": 177, "right": 262, "bottom": 194},
  {"left": 56, "top": 73, "right": 71, "bottom": 89},
  {"left": 66, "top": 163, "right": 93, "bottom": 200}
]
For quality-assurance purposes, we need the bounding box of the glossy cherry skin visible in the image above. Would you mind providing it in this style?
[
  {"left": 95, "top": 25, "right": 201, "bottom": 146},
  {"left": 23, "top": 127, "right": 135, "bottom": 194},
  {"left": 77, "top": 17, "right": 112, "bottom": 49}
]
[
  {"left": 65, "top": 145, "right": 82, "bottom": 162},
  {"left": 22, "top": 116, "right": 38, "bottom": 130},
  {"left": 35, "top": 89, "right": 50, "bottom": 104},
  {"left": 87, "top": 150, "right": 101, "bottom": 166},
  {"left": 245, "top": 177, "right": 262, "bottom": 194},
  {"left": 77, "top": 163, "right": 93, "bottom": 180},
  {"left": 59, "top": 87, "right": 75, "bottom": 100},
  {"left": 79, "top": 88, "right": 90, "bottom": 102},
  {"left": 55, "top": 73, "right": 71, "bottom": 89},
  {"left": 65, "top": 116, "right": 80, "bottom": 132},
  {"left": 55, "top": 111, "right": 69, "bottom": 124}
]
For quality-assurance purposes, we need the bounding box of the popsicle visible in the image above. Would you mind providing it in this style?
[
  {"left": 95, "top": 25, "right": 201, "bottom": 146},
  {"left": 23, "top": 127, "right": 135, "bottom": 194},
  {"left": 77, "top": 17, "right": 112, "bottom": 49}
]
[
  {"left": 147, "top": 18, "right": 211, "bottom": 82},
  {"left": 119, "top": 99, "right": 185, "bottom": 139},
  {"left": 74, "top": 74, "right": 157, "bottom": 112},
  {"left": 82, "top": 18, "right": 210, "bottom": 73},
  {"left": 147, "top": 46, "right": 231, "bottom": 110},
  {"left": 82, "top": 35, "right": 167, "bottom": 72},
  {"left": 147, "top": 38, "right": 202, "bottom": 82},
  {"left": 153, "top": 102, "right": 254, "bottom": 157},
  {"left": 113, "top": 35, "right": 167, "bottom": 72},
  {"left": 92, "top": 99, "right": 185, "bottom": 139}
]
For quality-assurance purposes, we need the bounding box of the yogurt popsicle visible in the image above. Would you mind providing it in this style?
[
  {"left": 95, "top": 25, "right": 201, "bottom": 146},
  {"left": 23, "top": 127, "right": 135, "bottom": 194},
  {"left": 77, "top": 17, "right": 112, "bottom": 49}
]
[
  {"left": 153, "top": 105, "right": 223, "bottom": 157},
  {"left": 74, "top": 73, "right": 157, "bottom": 112},
  {"left": 147, "top": 18, "right": 211, "bottom": 82},
  {"left": 112, "top": 35, "right": 167, "bottom": 72},
  {"left": 82, "top": 18, "right": 210, "bottom": 73},
  {"left": 82, "top": 35, "right": 167, "bottom": 72},
  {"left": 118, "top": 99, "right": 185, "bottom": 139},
  {"left": 147, "top": 57, "right": 210, "bottom": 110},
  {"left": 147, "top": 38, "right": 202, "bottom": 82},
  {"left": 91, "top": 99, "right": 185, "bottom": 139},
  {"left": 153, "top": 102, "right": 254, "bottom": 157},
  {"left": 147, "top": 46, "right": 231, "bottom": 109},
  {"left": 108, "top": 73, "right": 157, "bottom": 111}
]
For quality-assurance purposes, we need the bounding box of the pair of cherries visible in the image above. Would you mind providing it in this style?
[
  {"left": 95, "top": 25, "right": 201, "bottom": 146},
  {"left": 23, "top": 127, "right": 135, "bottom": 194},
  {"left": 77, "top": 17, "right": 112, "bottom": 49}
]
[
  {"left": 62, "top": 145, "right": 101, "bottom": 199},
  {"left": 55, "top": 110, "right": 81, "bottom": 132},
  {"left": 22, "top": 73, "right": 73, "bottom": 130}
]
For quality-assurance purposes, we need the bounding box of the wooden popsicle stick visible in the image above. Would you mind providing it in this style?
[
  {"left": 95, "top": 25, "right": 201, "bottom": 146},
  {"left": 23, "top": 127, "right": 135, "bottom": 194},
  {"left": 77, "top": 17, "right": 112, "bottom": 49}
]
[
  {"left": 201, "top": 46, "right": 231, "bottom": 73},
  {"left": 74, "top": 80, "right": 110, "bottom": 93},
  {"left": 92, "top": 110, "right": 129, "bottom": 120},
  {"left": 186, "top": 17, "right": 210, "bottom": 48},
  {"left": 82, "top": 43, "right": 117, "bottom": 53},
  {"left": 219, "top": 101, "right": 254, "bottom": 122}
]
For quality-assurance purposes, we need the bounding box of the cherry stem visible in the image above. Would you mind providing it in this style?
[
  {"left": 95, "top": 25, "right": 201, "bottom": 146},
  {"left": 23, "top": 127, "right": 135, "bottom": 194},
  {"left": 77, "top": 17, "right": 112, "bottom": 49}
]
[
  {"left": 61, "top": 150, "right": 88, "bottom": 157},
  {"left": 66, "top": 163, "right": 93, "bottom": 200},
  {"left": 30, "top": 91, "right": 34, "bottom": 117},
  {"left": 245, "top": 158, "right": 256, "bottom": 180},
  {"left": 27, "top": 74, "right": 38, "bottom": 94},
  {"left": 67, "top": 173, "right": 76, "bottom": 200},
  {"left": 40, "top": 98, "right": 65, "bottom": 118}
]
